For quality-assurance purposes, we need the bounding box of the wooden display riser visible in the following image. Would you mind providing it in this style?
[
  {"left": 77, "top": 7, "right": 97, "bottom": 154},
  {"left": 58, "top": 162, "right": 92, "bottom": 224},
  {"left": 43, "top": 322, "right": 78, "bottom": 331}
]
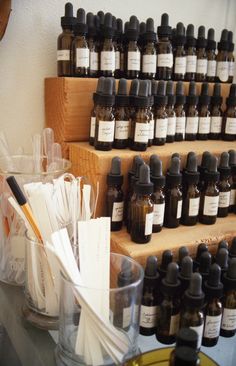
[
  {"left": 69, "top": 140, "right": 236, "bottom": 217},
  {"left": 111, "top": 215, "right": 236, "bottom": 266}
]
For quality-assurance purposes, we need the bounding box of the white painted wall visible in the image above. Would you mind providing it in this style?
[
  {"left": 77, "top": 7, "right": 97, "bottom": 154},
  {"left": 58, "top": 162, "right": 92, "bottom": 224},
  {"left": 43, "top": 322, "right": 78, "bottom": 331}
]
[{"left": 0, "top": 0, "right": 235, "bottom": 152}]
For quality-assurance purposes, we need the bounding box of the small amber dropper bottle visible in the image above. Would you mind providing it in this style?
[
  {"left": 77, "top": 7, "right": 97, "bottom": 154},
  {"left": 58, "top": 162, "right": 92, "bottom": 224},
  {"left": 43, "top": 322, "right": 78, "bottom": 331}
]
[
  {"left": 153, "top": 81, "right": 168, "bottom": 146},
  {"left": 216, "top": 29, "right": 229, "bottom": 83},
  {"left": 156, "top": 13, "right": 173, "bottom": 80},
  {"left": 185, "top": 24, "right": 197, "bottom": 81},
  {"left": 173, "top": 22, "right": 186, "bottom": 81},
  {"left": 197, "top": 82, "right": 211, "bottom": 141},
  {"left": 175, "top": 81, "right": 186, "bottom": 141},
  {"left": 89, "top": 77, "right": 105, "bottom": 146},
  {"left": 222, "top": 84, "right": 236, "bottom": 141},
  {"left": 228, "top": 31, "right": 235, "bottom": 83},
  {"left": 185, "top": 82, "right": 199, "bottom": 141},
  {"left": 166, "top": 81, "right": 176, "bottom": 143},
  {"left": 206, "top": 28, "right": 217, "bottom": 82},
  {"left": 141, "top": 18, "right": 157, "bottom": 80},
  {"left": 218, "top": 152, "right": 231, "bottom": 218},
  {"left": 209, "top": 83, "right": 223, "bottom": 140},
  {"left": 113, "top": 78, "right": 130, "bottom": 149},
  {"left": 86, "top": 13, "right": 99, "bottom": 78},
  {"left": 125, "top": 16, "right": 141, "bottom": 79},
  {"left": 72, "top": 8, "right": 89, "bottom": 77},
  {"left": 195, "top": 26, "right": 207, "bottom": 82},
  {"left": 150, "top": 155, "right": 165, "bottom": 233},
  {"left": 229, "top": 150, "right": 236, "bottom": 213},
  {"left": 100, "top": 13, "right": 115, "bottom": 77}
]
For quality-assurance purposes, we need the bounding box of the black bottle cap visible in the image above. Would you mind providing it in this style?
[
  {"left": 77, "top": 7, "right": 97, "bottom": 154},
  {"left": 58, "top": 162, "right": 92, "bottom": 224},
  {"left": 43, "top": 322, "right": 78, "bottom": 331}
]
[
  {"left": 179, "top": 256, "right": 193, "bottom": 291},
  {"left": 198, "top": 151, "right": 212, "bottom": 178},
  {"left": 223, "top": 258, "right": 236, "bottom": 290},
  {"left": 107, "top": 157, "right": 123, "bottom": 186},
  {"left": 93, "top": 77, "right": 105, "bottom": 104},
  {"left": 145, "top": 256, "right": 159, "bottom": 280},
  {"left": 133, "top": 80, "right": 149, "bottom": 108},
  {"left": 171, "top": 28, "right": 176, "bottom": 48},
  {"left": 195, "top": 243, "right": 209, "bottom": 263},
  {"left": 218, "top": 29, "right": 229, "bottom": 51},
  {"left": 179, "top": 246, "right": 190, "bottom": 266},
  {"left": 143, "top": 18, "right": 157, "bottom": 42},
  {"left": 186, "top": 24, "right": 196, "bottom": 47},
  {"left": 166, "top": 81, "right": 175, "bottom": 106},
  {"left": 97, "top": 11, "right": 104, "bottom": 27},
  {"left": 126, "top": 15, "right": 139, "bottom": 41},
  {"left": 116, "top": 18, "right": 123, "bottom": 38},
  {"left": 216, "top": 248, "right": 229, "bottom": 272},
  {"left": 196, "top": 25, "right": 207, "bottom": 48},
  {"left": 204, "top": 263, "right": 223, "bottom": 299},
  {"left": 151, "top": 156, "right": 165, "bottom": 188},
  {"left": 184, "top": 273, "right": 205, "bottom": 307},
  {"left": 134, "top": 164, "right": 153, "bottom": 195},
  {"left": 175, "top": 347, "right": 199, "bottom": 366},
  {"left": 161, "top": 262, "right": 180, "bottom": 296},
  {"left": 228, "top": 31, "right": 234, "bottom": 52},
  {"left": 61, "top": 2, "right": 76, "bottom": 29},
  {"left": 102, "top": 12, "right": 114, "bottom": 38},
  {"left": 139, "top": 22, "right": 146, "bottom": 36},
  {"left": 166, "top": 157, "right": 182, "bottom": 187},
  {"left": 229, "top": 149, "right": 236, "bottom": 169},
  {"left": 226, "top": 84, "right": 236, "bottom": 107},
  {"left": 206, "top": 28, "right": 216, "bottom": 50},
  {"left": 183, "top": 152, "right": 200, "bottom": 185},
  {"left": 175, "top": 81, "right": 186, "bottom": 105},
  {"left": 159, "top": 250, "right": 173, "bottom": 278},
  {"left": 218, "top": 239, "right": 229, "bottom": 252},
  {"left": 129, "top": 79, "right": 140, "bottom": 106},
  {"left": 230, "top": 238, "right": 236, "bottom": 258},
  {"left": 211, "top": 83, "right": 223, "bottom": 106},
  {"left": 128, "top": 155, "right": 144, "bottom": 183},
  {"left": 74, "top": 8, "right": 88, "bottom": 35},
  {"left": 199, "top": 82, "right": 210, "bottom": 106},
  {"left": 154, "top": 81, "right": 167, "bottom": 106},
  {"left": 175, "top": 22, "right": 186, "bottom": 46},
  {"left": 86, "top": 13, "right": 95, "bottom": 37},
  {"left": 175, "top": 328, "right": 198, "bottom": 349},
  {"left": 187, "top": 82, "right": 198, "bottom": 106},
  {"left": 199, "top": 251, "right": 212, "bottom": 280},
  {"left": 112, "top": 16, "right": 117, "bottom": 31},
  {"left": 99, "top": 78, "right": 115, "bottom": 106},
  {"left": 204, "top": 155, "right": 220, "bottom": 182},
  {"left": 131, "top": 158, "right": 145, "bottom": 188},
  {"left": 118, "top": 259, "right": 134, "bottom": 287},
  {"left": 218, "top": 152, "right": 230, "bottom": 178},
  {"left": 115, "top": 79, "right": 129, "bottom": 107},
  {"left": 149, "top": 154, "right": 158, "bottom": 175},
  {"left": 157, "top": 13, "right": 171, "bottom": 37}
]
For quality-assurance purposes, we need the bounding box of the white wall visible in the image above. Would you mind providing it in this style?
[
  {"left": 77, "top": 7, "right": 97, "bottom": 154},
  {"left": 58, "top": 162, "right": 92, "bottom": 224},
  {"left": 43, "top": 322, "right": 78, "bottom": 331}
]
[{"left": 0, "top": 0, "right": 235, "bottom": 153}]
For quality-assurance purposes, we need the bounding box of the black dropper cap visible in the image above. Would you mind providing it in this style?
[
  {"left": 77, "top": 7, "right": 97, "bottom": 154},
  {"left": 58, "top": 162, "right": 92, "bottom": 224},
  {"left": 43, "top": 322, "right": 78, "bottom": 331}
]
[
  {"left": 183, "top": 152, "right": 200, "bottom": 185},
  {"left": 171, "top": 28, "right": 176, "bottom": 48},
  {"left": 179, "top": 246, "right": 190, "bottom": 266},
  {"left": 175, "top": 22, "right": 186, "bottom": 46},
  {"left": 172, "top": 153, "right": 181, "bottom": 160},
  {"left": 86, "top": 12, "right": 97, "bottom": 37},
  {"left": 133, "top": 80, "right": 149, "bottom": 108},
  {"left": 195, "top": 243, "right": 209, "bottom": 264},
  {"left": 93, "top": 77, "right": 105, "bottom": 104},
  {"left": 204, "top": 155, "right": 220, "bottom": 182},
  {"left": 154, "top": 80, "right": 167, "bottom": 106},
  {"left": 74, "top": 8, "right": 88, "bottom": 35},
  {"left": 199, "top": 251, "right": 212, "bottom": 281},
  {"left": 175, "top": 328, "right": 198, "bottom": 349},
  {"left": 128, "top": 155, "right": 144, "bottom": 184},
  {"left": 143, "top": 18, "right": 156, "bottom": 42},
  {"left": 179, "top": 256, "right": 193, "bottom": 291},
  {"left": 228, "top": 31, "right": 234, "bottom": 52},
  {"left": 99, "top": 78, "right": 115, "bottom": 106},
  {"left": 161, "top": 262, "right": 180, "bottom": 296},
  {"left": 97, "top": 11, "right": 104, "bottom": 29},
  {"left": 149, "top": 154, "right": 158, "bottom": 175},
  {"left": 218, "top": 29, "right": 229, "bottom": 51},
  {"left": 218, "top": 239, "right": 229, "bottom": 252},
  {"left": 198, "top": 151, "right": 212, "bottom": 178},
  {"left": 175, "top": 346, "right": 199, "bottom": 366},
  {"left": 147, "top": 80, "right": 153, "bottom": 107},
  {"left": 229, "top": 149, "right": 236, "bottom": 172},
  {"left": 103, "top": 12, "right": 114, "bottom": 38},
  {"left": 175, "top": 81, "right": 186, "bottom": 105},
  {"left": 166, "top": 157, "right": 182, "bottom": 187},
  {"left": 211, "top": 83, "right": 222, "bottom": 106},
  {"left": 118, "top": 259, "right": 134, "bottom": 287},
  {"left": 206, "top": 28, "right": 216, "bottom": 50},
  {"left": 199, "top": 83, "right": 210, "bottom": 106},
  {"left": 223, "top": 258, "right": 236, "bottom": 290},
  {"left": 186, "top": 24, "right": 196, "bottom": 47},
  {"left": 107, "top": 157, "right": 123, "bottom": 186},
  {"left": 144, "top": 256, "right": 160, "bottom": 284},
  {"left": 131, "top": 157, "right": 144, "bottom": 188},
  {"left": 226, "top": 84, "right": 236, "bottom": 107},
  {"left": 129, "top": 79, "right": 140, "bottom": 106},
  {"left": 204, "top": 263, "right": 223, "bottom": 298},
  {"left": 112, "top": 16, "right": 117, "bottom": 35},
  {"left": 229, "top": 238, "right": 236, "bottom": 259},
  {"left": 166, "top": 81, "right": 175, "bottom": 106},
  {"left": 139, "top": 22, "right": 146, "bottom": 37},
  {"left": 134, "top": 164, "right": 153, "bottom": 195},
  {"left": 151, "top": 156, "right": 165, "bottom": 188},
  {"left": 115, "top": 79, "right": 129, "bottom": 107},
  {"left": 187, "top": 82, "right": 198, "bottom": 105},
  {"left": 126, "top": 15, "right": 139, "bottom": 41},
  {"left": 215, "top": 248, "right": 229, "bottom": 276},
  {"left": 218, "top": 152, "right": 230, "bottom": 178},
  {"left": 61, "top": 3, "right": 75, "bottom": 29},
  {"left": 116, "top": 18, "right": 123, "bottom": 39},
  {"left": 196, "top": 26, "right": 207, "bottom": 48},
  {"left": 184, "top": 273, "right": 205, "bottom": 307},
  {"left": 157, "top": 13, "right": 171, "bottom": 38},
  {"left": 159, "top": 250, "right": 173, "bottom": 278}
]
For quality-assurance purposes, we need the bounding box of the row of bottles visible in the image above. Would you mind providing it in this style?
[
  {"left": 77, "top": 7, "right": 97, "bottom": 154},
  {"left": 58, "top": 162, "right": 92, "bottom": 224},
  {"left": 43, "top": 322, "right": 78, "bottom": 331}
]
[
  {"left": 90, "top": 77, "right": 236, "bottom": 152},
  {"left": 139, "top": 239, "right": 236, "bottom": 349},
  {"left": 106, "top": 150, "right": 236, "bottom": 243},
  {"left": 58, "top": 4, "right": 235, "bottom": 83}
]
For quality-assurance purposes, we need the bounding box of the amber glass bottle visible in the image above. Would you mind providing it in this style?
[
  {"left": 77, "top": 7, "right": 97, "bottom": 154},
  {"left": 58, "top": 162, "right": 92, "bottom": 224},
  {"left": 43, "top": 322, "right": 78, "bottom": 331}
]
[
  {"left": 57, "top": 2, "right": 75, "bottom": 77},
  {"left": 228, "top": 31, "right": 235, "bottom": 83},
  {"left": 113, "top": 79, "right": 130, "bottom": 149},
  {"left": 166, "top": 81, "right": 176, "bottom": 143},
  {"left": 222, "top": 84, "right": 236, "bottom": 141},
  {"left": 206, "top": 28, "right": 216, "bottom": 82},
  {"left": 175, "top": 81, "right": 186, "bottom": 141},
  {"left": 185, "top": 82, "right": 199, "bottom": 141},
  {"left": 229, "top": 238, "right": 236, "bottom": 260},
  {"left": 128, "top": 79, "right": 140, "bottom": 146},
  {"left": 72, "top": 8, "right": 89, "bottom": 77},
  {"left": 197, "top": 82, "right": 211, "bottom": 140},
  {"left": 198, "top": 151, "right": 212, "bottom": 193},
  {"left": 153, "top": 80, "right": 168, "bottom": 145},
  {"left": 86, "top": 13, "right": 99, "bottom": 78},
  {"left": 148, "top": 80, "right": 155, "bottom": 146},
  {"left": 114, "top": 18, "right": 124, "bottom": 79},
  {"left": 209, "top": 83, "right": 223, "bottom": 140},
  {"left": 195, "top": 26, "right": 207, "bottom": 82},
  {"left": 156, "top": 13, "right": 173, "bottom": 80},
  {"left": 229, "top": 150, "right": 236, "bottom": 213},
  {"left": 178, "top": 246, "right": 189, "bottom": 269},
  {"left": 185, "top": 24, "right": 197, "bottom": 81},
  {"left": 89, "top": 77, "right": 105, "bottom": 145},
  {"left": 100, "top": 13, "right": 115, "bottom": 77},
  {"left": 141, "top": 18, "right": 157, "bottom": 79},
  {"left": 130, "top": 164, "right": 154, "bottom": 244},
  {"left": 150, "top": 156, "right": 165, "bottom": 233},
  {"left": 216, "top": 29, "right": 229, "bottom": 83},
  {"left": 199, "top": 155, "right": 220, "bottom": 225},
  {"left": 125, "top": 16, "right": 141, "bottom": 79},
  {"left": 173, "top": 22, "right": 186, "bottom": 81},
  {"left": 218, "top": 152, "right": 231, "bottom": 217}
]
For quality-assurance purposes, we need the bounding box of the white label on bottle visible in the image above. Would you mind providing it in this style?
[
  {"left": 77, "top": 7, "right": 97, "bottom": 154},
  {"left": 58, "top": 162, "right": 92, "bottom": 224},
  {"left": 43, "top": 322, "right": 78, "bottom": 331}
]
[
  {"left": 157, "top": 54, "right": 173, "bottom": 68},
  {"left": 229, "top": 61, "right": 235, "bottom": 77},
  {"left": 219, "top": 191, "right": 230, "bottom": 208},
  {"left": 177, "top": 200, "right": 183, "bottom": 219},
  {"left": 115, "top": 120, "right": 130, "bottom": 140},
  {"left": 115, "top": 51, "right": 120, "bottom": 70},
  {"left": 149, "top": 119, "right": 154, "bottom": 139},
  {"left": 207, "top": 60, "right": 217, "bottom": 77},
  {"left": 230, "top": 189, "right": 236, "bottom": 206},
  {"left": 128, "top": 51, "right": 141, "bottom": 71},
  {"left": 140, "top": 305, "right": 158, "bottom": 328},
  {"left": 190, "top": 324, "right": 204, "bottom": 349},
  {"left": 112, "top": 201, "right": 124, "bottom": 222},
  {"left": 142, "top": 54, "right": 157, "bottom": 73},
  {"left": 167, "top": 117, "right": 176, "bottom": 136},
  {"left": 90, "top": 117, "right": 96, "bottom": 138},
  {"left": 174, "top": 57, "right": 186, "bottom": 74},
  {"left": 153, "top": 203, "right": 165, "bottom": 225},
  {"left": 134, "top": 123, "right": 149, "bottom": 143},
  {"left": 155, "top": 118, "right": 168, "bottom": 138},
  {"left": 101, "top": 51, "right": 115, "bottom": 71},
  {"left": 204, "top": 314, "right": 222, "bottom": 339},
  {"left": 90, "top": 51, "right": 98, "bottom": 70},
  {"left": 123, "top": 307, "right": 132, "bottom": 328},
  {"left": 196, "top": 59, "right": 207, "bottom": 74},
  {"left": 169, "top": 313, "right": 180, "bottom": 335},
  {"left": 186, "top": 55, "right": 197, "bottom": 73},
  {"left": 203, "top": 195, "right": 219, "bottom": 216},
  {"left": 76, "top": 48, "right": 89, "bottom": 68},
  {"left": 221, "top": 308, "right": 236, "bottom": 331},
  {"left": 198, "top": 117, "right": 211, "bottom": 134},
  {"left": 210, "top": 117, "right": 222, "bottom": 133},
  {"left": 176, "top": 116, "right": 186, "bottom": 135},
  {"left": 185, "top": 117, "right": 198, "bottom": 134},
  {"left": 98, "top": 121, "right": 115, "bottom": 142},
  {"left": 57, "top": 49, "right": 70, "bottom": 61},
  {"left": 189, "top": 197, "right": 200, "bottom": 217},
  {"left": 217, "top": 61, "right": 229, "bottom": 82},
  {"left": 225, "top": 118, "right": 236, "bottom": 135},
  {"left": 145, "top": 212, "right": 153, "bottom": 235}
]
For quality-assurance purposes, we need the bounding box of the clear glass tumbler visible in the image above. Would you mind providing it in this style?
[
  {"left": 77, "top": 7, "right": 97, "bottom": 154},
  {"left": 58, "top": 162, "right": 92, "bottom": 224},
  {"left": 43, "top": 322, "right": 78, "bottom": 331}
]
[
  {"left": 55, "top": 253, "right": 144, "bottom": 366},
  {"left": 0, "top": 155, "right": 71, "bottom": 286}
]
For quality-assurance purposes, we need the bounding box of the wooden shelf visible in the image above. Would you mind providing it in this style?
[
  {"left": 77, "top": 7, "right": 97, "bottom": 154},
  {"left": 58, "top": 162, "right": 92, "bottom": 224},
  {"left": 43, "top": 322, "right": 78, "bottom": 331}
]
[{"left": 111, "top": 215, "right": 236, "bottom": 266}]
